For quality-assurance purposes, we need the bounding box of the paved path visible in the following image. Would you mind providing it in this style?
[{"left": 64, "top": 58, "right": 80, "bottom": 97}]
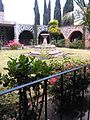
[{"left": 40, "top": 86, "right": 90, "bottom": 120}]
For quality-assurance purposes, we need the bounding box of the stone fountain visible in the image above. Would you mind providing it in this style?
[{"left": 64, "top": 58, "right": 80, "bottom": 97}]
[
  {"left": 29, "top": 33, "right": 62, "bottom": 58},
  {"left": 41, "top": 33, "right": 49, "bottom": 46}
]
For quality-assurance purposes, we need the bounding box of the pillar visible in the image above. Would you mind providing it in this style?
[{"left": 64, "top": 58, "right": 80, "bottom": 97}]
[
  {"left": 65, "top": 39, "right": 70, "bottom": 47},
  {"left": 14, "top": 24, "right": 20, "bottom": 42}
]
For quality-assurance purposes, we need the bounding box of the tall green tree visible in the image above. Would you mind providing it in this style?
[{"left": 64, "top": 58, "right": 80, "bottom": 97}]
[
  {"left": 43, "top": 0, "right": 48, "bottom": 25},
  {"left": 33, "top": 24, "right": 38, "bottom": 45},
  {"left": 88, "top": 0, "right": 90, "bottom": 5},
  {"left": 63, "top": 0, "right": 74, "bottom": 25},
  {"left": 34, "top": 0, "right": 40, "bottom": 25},
  {"left": 47, "top": 0, "right": 51, "bottom": 23},
  {"left": 54, "top": 0, "right": 61, "bottom": 26},
  {"left": 0, "top": 0, "right": 4, "bottom": 12},
  {"left": 63, "top": 0, "right": 74, "bottom": 15}
]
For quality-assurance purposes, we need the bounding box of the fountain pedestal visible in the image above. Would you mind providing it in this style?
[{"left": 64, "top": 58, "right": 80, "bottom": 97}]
[
  {"left": 29, "top": 33, "right": 63, "bottom": 58},
  {"left": 41, "top": 33, "right": 49, "bottom": 46}
]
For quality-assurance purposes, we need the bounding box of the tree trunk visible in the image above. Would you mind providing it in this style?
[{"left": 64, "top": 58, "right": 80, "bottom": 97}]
[{"left": 82, "top": 26, "right": 86, "bottom": 48}]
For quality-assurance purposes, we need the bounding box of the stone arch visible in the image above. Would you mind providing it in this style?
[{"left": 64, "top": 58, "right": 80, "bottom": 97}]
[
  {"left": 14, "top": 24, "right": 34, "bottom": 41},
  {"left": 37, "top": 25, "right": 48, "bottom": 37},
  {"left": 60, "top": 26, "right": 83, "bottom": 40},
  {"left": 68, "top": 30, "right": 83, "bottom": 42},
  {"left": 85, "top": 34, "right": 90, "bottom": 49},
  {"left": 0, "top": 26, "right": 14, "bottom": 45},
  {"left": 38, "top": 31, "right": 50, "bottom": 44},
  {"left": 19, "top": 30, "right": 33, "bottom": 45}
]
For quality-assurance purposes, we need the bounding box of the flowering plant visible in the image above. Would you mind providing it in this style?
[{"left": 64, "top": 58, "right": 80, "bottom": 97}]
[
  {"left": 48, "top": 57, "right": 89, "bottom": 113},
  {"left": 6, "top": 40, "right": 23, "bottom": 50}
]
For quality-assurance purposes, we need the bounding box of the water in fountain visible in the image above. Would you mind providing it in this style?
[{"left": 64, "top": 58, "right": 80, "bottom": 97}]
[{"left": 29, "top": 33, "right": 63, "bottom": 59}]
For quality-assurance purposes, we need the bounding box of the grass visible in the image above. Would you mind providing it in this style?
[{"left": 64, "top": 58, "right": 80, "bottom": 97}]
[
  {"left": 0, "top": 49, "right": 30, "bottom": 73},
  {"left": 59, "top": 48, "right": 90, "bottom": 61},
  {"left": 0, "top": 48, "right": 90, "bottom": 73},
  {"left": 0, "top": 48, "right": 90, "bottom": 120}
]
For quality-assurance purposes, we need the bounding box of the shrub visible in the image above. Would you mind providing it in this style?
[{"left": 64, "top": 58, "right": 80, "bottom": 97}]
[
  {"left": 48, "top": 20, "right": 58, "bottom": 26},
  {"left": 0, "top": 55, "right": 53, "bottom": 119},
  {"left": 0, "top": 55, "right": 89, "bottom": 119},
  {"left": 55, "top": 39, "right": 65, "bottom": 47},
  {"left": 48, "top": 57, "right": 90, "bottom": 113},
  {"left": 48, "top": 20, "right": 60, "bottom": 40},
  {"left": 62, "top": 12, "right": 74, "bottom": 26},
  {"left": 69, "top": 40, "right": 84, "bottom": 49},
  {"left": 6, "top": 40, "right": 23, "bottom": 50},
  {"left": 0, "top": 87, "right": 18, "bottom": 119}
]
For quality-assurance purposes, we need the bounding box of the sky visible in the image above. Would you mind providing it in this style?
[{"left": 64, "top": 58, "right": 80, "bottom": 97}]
[
  {"left": 2, "top": 0, "right": 89, "bottom": 25},
  {"left": 2, "top": 0, "right": 66, "bottom": 24}
]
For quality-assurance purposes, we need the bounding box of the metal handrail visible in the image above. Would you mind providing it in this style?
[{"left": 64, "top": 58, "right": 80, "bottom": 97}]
[
  {"left": 0, "top": 64, "right": 89, "bottom": 120},
  {"left": 0, "top": 65, "right": 87, "bottom": 96}
]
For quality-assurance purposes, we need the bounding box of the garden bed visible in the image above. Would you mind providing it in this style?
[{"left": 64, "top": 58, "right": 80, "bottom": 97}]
[{"left": 0, "top": 48, "right": 90, "bottom": 120}]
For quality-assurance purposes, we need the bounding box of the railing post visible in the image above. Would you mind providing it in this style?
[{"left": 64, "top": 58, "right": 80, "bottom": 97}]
[
  {"left": 82, "top": 66, "right": 86, "bottom": 97},
  {"left": 60, "top": 74, "right": 64, "bottom": 120},
  {"left": 19, "top": 89, "right": 22, "bottom": 120},
  {"left": 80, "top": 66, "right": 86, "bottom": 120},
  {"left": 23, "top": 87, "right": 28, "bottom": 120},
  {"left": 44, "top": 81, "right": 47, "bottom": 120},
  {"left": 73, "top": 70, "right": 76, "bottom": 105}
]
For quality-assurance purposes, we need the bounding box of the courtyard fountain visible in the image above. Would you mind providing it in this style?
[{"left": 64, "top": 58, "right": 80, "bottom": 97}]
[{"left": 29, "top": 33, "right": 63, "bottom": 59}]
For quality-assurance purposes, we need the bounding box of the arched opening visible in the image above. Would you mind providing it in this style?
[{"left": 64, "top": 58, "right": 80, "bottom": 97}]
[
  {"left": 55, "top": 33, "right": 65, "bottom": 47},
  {"left": 58, "top": 33, "right": 65, "bottom": 40},
  {"left": 19, "top": 30, "right": 33, "bottom": 45},
  {"left": 38, "top": 31, "right": 50, "bottom": 44},
  {"left": 69, "top": 31, "right": 82, "bottom": 42},
  {"left": 0, "top": 26, "right": 14, "bottom": 45}
]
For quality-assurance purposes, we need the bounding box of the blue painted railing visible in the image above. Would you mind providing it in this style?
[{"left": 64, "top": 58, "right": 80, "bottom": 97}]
[{"left": 0, "top": 65, "right": 90, "bottom": 120}]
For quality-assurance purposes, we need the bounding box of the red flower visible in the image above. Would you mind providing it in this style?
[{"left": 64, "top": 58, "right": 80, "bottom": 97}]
[
  {"left": 65, "top": 63, "right": 73, "bottom": 69},
  {"left": 49, "top": 77, "right": 59, "bottom": 85},
  {"left": 7, "top": 40, "right": 21, "bottom": 47}
]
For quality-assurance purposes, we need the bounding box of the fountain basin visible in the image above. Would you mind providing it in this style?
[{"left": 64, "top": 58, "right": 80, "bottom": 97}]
[
  {"left": 28, "top": 33, "right": 64, "bottom": 58},
  {"left": 29, "top": 45, "right": 63, "bottom": 58}
]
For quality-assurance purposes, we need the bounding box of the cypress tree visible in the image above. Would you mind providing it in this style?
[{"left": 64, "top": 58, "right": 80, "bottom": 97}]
[
  {"left": 81, "top": 0, "right": 86, "bottom": 7},
  {"left": 47, "top": 0, "right": 51, "bottom": 23},
  {"left": 43, "top": 0, "right": 48, "bottom": 25},
  {"left": 88, "top": 0, "right": 90, "bottom": 5},
  {"left": 63, "top": 0, "right": 74, "bottom": 15},
  {"left": 34, "top": 0, "right": 40, "bottom": 25},
  {"left": 54, "top": 0, "right": 61, "bottom": 26},
  {"left": 0, "top": 0, "right": 4, "bottom": 12}
]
